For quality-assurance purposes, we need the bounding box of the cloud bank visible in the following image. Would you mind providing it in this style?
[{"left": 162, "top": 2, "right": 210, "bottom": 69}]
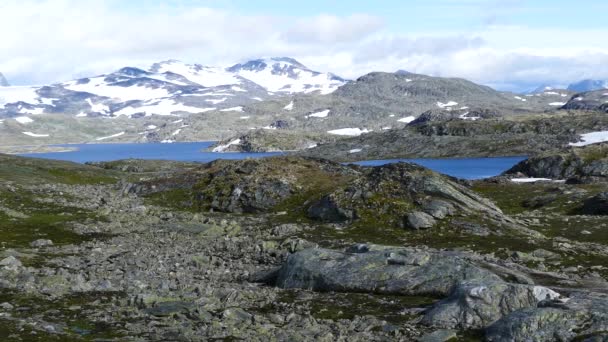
[{"left": 1, "top": 0, "right": 607, "bottom": 91}]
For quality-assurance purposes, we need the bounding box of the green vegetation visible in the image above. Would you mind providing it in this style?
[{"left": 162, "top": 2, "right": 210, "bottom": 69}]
[
  {"left": 0, "top": 187, "right": 106, "bottom": 248},
  {"left": 0, "top": 154, "right": 120, "bottom": 185}
]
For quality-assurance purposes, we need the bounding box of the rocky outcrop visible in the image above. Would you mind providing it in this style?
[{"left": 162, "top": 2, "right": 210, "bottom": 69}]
[
  {"left": 504, "top": 142, "right": 608, "bottom": 183},
  {"left": 306, "top": 162, "right": 504, "bottom": 227},
  {"left": 562, "top": 90, "right": 608, "bottom": 113},
  {"left": 134, "top": 157, "right": 507, "bottom": 229},
  {"left": 299, "top": 112, "right": 608, "bottom": 162},
  {"left": 209, "top": 129, "right": 339, "bottom": 152}
]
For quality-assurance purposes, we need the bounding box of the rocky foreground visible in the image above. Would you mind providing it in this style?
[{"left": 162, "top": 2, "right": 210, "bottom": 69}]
[{"left": 2, "top": 154, "right": 608, "bottom": 341}]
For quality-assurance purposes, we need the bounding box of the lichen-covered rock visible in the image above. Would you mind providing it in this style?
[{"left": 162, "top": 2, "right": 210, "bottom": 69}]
[
  {"left": 485, "top": 293, "right": 608, "bottom": 342},
  {"left": 405, "top": 211, "right": 436, "bottom": 229},
  {"left": 275, "top": 246, "right": 503, "bottom": 296},
  {"left": 422, "top": 282, "right": 561, "bottom": 329}
]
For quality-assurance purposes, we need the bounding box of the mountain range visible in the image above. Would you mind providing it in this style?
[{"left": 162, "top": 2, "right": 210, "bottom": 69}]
[
  {"left": 0, "top": 58, "right": 345, "bottom": 119},
  {"left": 0, "top": 57, "right": 605, "bottom": 146}
]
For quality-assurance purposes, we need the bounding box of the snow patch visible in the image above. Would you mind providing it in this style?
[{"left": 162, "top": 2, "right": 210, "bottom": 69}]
[
  {"left": 348, "top": 148, "right": 363, "bottom": 154},
  {"left": 66, "top": 77, "right": 171, "bottom": 101},
  {"left": 511, "top": 178, "right": 554, "bottom": 183},
  {"left": 459, "top": 112, "right": 480, "bottom": 121},
  {"left": 327, "top": 128, "right": 370, "bottom": 136},
  {"left": 220, "top": 106, "right": 244, "bottom": 112},
  {"left": 96, "top": 132, "right": 125, "bottom": 141},
  {"left": 307, "top": 109, "right": 330, "bottom": 118},
  {"left": 212, "top": 138, "right": 241, "bottom": 152},
  {"left": 570, "top": 131, "right": 608, "bottom": 147},
  {"left": 154, "top": 61, "right": 241, "bottom": 87},
  {"left": 549, "top": 102, "right": 566, "bottom": 106},
  {"left": 437, "top": 101, "right": 458, "bottom": 109},
  {"left": 87, "top": 99, "right": 109, "bottom": 114},
  {"left": 205, "top": 98, "right": 227, "bottom": 105},
  {"left": 284, "top": 101, "right": 294, "bottom": 111},
  {"left": 15, "top": 116, "right": 33, "bottom": 124},
  {"left": 533, "top": 286, "right": 560, "bottom": 301},
  {"left": 397, "top": 116, "right": 415, "bottom": 123},
  {"left": 0, "top": 86, "right": 39, "bottom": 106},
  {"left": 22, "top": 131, "right": 49, "bottom": 137},
  {"left": 115, "top": 99, "right": 213, "bottom": 116}
]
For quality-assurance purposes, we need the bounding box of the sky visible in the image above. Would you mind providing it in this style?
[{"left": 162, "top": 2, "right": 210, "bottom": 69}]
[{"left": 1, "top": 0, "right": 608, "bottom": 91}]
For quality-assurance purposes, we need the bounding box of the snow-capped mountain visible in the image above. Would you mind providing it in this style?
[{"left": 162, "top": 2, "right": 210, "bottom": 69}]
[
  {"left": 0, "top": 58, "right": 346, "bottom": 120},
  {"left": 0, "top": 73, "right": 9, "bottom": 87},
  {"left": 227, "top": 57, "right": 346, "bottom": 95},
  {"left": 567, "top": 79, "right": 608, "bottom": 92}
]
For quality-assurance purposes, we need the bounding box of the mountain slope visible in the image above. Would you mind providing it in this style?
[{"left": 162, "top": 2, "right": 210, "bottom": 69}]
[{"left": 227, "top": 57, "right": 345, "bottom": 95}]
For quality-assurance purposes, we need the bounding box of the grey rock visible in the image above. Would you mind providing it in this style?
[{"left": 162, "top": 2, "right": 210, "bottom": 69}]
[
  {"left": 486, "top": 293, "right": 608, "bottom": 342},
  {"left": 406, "top": 211, "right": 437, "bottom": 230},
  {"left": 422, "top": 281, "right": 561, "bottom": 329},
  {"left": 275, "top": 246, "right": 502, "bottom": 296},
  {"left": 0, "top": 256, "right": 22, "bottom": 268},
  {"left": 30, "top": 239, "right": 54, "bottom": 248}
]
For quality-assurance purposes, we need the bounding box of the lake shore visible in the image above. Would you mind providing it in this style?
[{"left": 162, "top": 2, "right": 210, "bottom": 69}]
[{"left": 0, "top": 145, "right": 79, "bottom": 154}]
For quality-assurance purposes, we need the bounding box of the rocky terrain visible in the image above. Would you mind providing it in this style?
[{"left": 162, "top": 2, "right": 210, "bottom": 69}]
[
  {"left": 504, "top": 142, "right": 608, "bottom": 183},
  {"left": 295, "top": 111, "right": 608, "bottom": 161},
  {"left": 562, "top": 90, "right": 608, "bottom": 113},
  {"left": 2, "top": 153, "right": 608, "bottom": 341}
]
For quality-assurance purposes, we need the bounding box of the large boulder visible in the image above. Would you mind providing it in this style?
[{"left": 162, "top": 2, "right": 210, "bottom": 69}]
[
  {"left": 422, "top": 281, "right": 561, "bottom": 329},
  {"left": 275, "top": 246, "right": 502, "bottom": 296},
  {"left": 486, "top": 293, "right": 608, "bottom": 341}
]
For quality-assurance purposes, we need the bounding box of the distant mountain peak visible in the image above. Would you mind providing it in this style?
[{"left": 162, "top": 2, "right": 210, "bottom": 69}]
[
  {"left": 0, "top": 72, "right": 9, "bottom": 87},
  {"left": 226, "top": 57, "right": 346, "bottom": 94},
  {"left": 567, "top": 79, "right": 608, "bottom": 92},
  {"left": 395, "top": 69, "right": 414, "bottom": 76},
  {"left": 227, "top": 57, "right": 309, "bottom": 73}
]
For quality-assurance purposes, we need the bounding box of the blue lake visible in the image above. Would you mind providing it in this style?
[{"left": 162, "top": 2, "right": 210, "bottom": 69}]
[
  {"left": 19, "top": 142, "right": 281, "bottom": 164},
  {"left": 350, "top": 157, "right": 526, "bottom": 180},
  {"left": 19, "top": 142, "right": 526, "bottom": 180}
]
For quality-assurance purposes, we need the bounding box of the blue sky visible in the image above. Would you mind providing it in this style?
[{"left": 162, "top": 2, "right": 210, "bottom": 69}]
[{"left": 1, "top": 0, "right": 607, "bottom": 91}]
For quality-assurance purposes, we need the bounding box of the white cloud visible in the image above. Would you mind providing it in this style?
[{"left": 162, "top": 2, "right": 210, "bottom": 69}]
[
  {"left": 0, "top": 0, "right": 607, "bottom": 91},
  {"left": 283, "top": 14, "right": 383, "bottom": 44}
]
